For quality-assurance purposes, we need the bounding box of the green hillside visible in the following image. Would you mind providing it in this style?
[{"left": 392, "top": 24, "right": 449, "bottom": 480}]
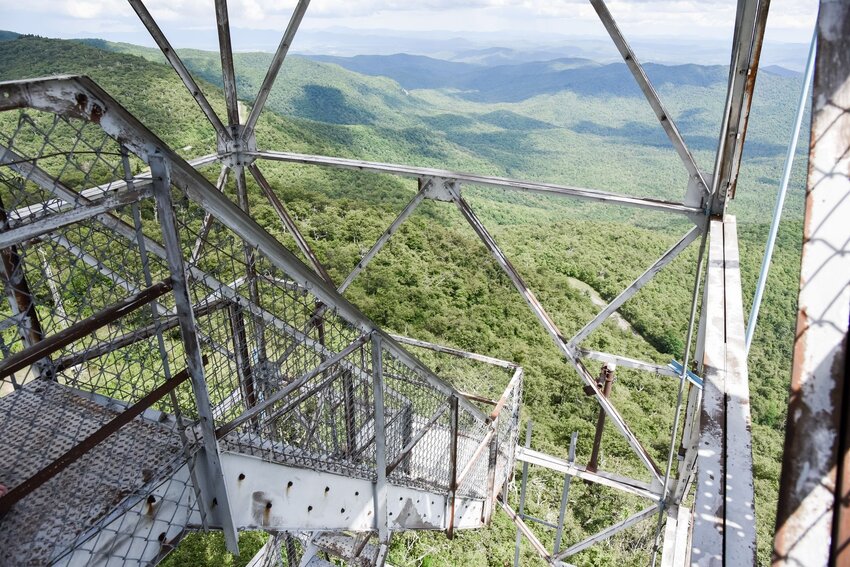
[{"left": 0, "top": 34, "right": 806, "bottom": 565}]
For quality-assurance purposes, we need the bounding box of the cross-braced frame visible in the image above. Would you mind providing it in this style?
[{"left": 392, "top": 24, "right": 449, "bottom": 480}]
[{"left": 0, "top": 0, "right": 780, "bottom": 564}]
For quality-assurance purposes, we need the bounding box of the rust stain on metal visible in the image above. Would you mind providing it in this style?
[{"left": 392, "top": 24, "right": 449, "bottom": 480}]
[
  {"left": 74, "top": 93, "right": 87, "bottom": 115},
  {"left": 773, "top": 4, "right": 850, "bottom": 561},
  {"left": 90, "top": 103, "right": 104, "bottom": 124}
]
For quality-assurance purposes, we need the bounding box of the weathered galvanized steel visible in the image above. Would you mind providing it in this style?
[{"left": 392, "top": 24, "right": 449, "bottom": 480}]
[{"left": 773, "top": 2, "right": 850, "bottom": 564}]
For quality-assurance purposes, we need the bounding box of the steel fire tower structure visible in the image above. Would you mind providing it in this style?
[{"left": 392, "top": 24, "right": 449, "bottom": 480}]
[{"left": 0, "top": 0, "right": 847, "bottom": 565}]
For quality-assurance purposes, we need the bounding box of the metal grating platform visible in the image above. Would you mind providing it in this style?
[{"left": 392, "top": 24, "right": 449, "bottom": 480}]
[{"left": 0, "top": 380, "right": 185, "bottom": 565}]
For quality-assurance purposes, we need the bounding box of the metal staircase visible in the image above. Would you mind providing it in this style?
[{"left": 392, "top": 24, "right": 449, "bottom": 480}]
[{"left": 0, "top": 76, "right": 521, "bottom": 566}]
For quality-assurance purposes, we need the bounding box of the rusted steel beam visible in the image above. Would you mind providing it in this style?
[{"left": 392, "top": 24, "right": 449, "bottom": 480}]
[
  {"left": 0, "top": 280, "right": 172, "bottom": 380},
  {"left": 774, "top": 4, "right": 850, "bottom": 564},
  {"left": 53, "top": 298, "right": 227, "bottom": 372},
  {"left": 459, "top": 392, "right": 498, "bottom": 406},
  {"left": 692, "top": 217, "right": 756, "bottom": 565},
  {"left": 709, "top": 0, "right": 770, "bottom": 214},
  {"left": 489, "top": 366, "right": 523, "bottom": 423},
  {"left": 446, "top": 395, "right": 459, "bottom": 539},
  {"left": 0, "top": 364, "right": 193, "bottom": 517},
  {"left": 233, "top": 165, "right": 268, "bottom": 364},
  {"left": 227, "top": 302, "right": 257, "bottom": 413},
  {"left": 587, "top": 364, "right": 616, "bottom": 473},
  {"left": 455, "top": 428, "right": 497, "bottom": 488}
]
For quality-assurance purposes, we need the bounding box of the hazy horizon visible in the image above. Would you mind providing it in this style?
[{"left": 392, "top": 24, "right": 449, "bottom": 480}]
[{"left": 0, "top": 0, "right": 817, "bottom": 71}]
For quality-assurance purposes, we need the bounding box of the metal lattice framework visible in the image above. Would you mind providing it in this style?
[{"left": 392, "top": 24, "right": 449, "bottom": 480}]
[
  {"left": 0, "top": 77, "right": 522, "bottom": 565},
  {"left": 0, "top": 0, "right": 818, "bottom": 564}
]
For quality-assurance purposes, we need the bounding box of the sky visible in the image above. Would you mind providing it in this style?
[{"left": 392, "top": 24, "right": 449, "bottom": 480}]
[{"left": 0, "top": 0, "right": 819, "bottom": 55}]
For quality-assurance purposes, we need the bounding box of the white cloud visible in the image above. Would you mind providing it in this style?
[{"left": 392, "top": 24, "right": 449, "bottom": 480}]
[{"left": 0, "top": 0, "right": 818, "bottom": 43}]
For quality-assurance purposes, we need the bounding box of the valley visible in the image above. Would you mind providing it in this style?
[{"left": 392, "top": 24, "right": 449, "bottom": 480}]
[{"left": 0, "top": 32, "right": 806, "bottom": 566}]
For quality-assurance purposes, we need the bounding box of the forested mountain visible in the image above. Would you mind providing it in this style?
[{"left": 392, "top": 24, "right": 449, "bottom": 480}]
[{"left": 0, "top": 33, "right": 805, "bottom": 565}]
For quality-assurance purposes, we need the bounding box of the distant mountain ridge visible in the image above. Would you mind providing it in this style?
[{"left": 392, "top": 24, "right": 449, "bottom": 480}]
[{"left": 307, "top": 53, "right": 738, "bottom": 102}]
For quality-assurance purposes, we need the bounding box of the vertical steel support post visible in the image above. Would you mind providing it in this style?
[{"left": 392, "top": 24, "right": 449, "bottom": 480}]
[
  {"left": 371, "top": 333, "right": 389, "bottom": 544},
  {"left": 514, "top": 420, "right": 532, "bottom": 567},
  {"left": 0, "top": 193, "right": 45, "bottom": 374},
  {"left": 483, "top": 420, "right": 499, "bottom": 523},
  {"left": 149, "top": 154, "right": 239, "bottom": 553},
  {"left": 708, "top": 0, "right": 770, "bottom": 215},
  {"left": 774, "top": 3, "right": 850, "bottom": 563},
  {"left": 129, "top": 175, "right": 211, "bottom": 530},
  {"left": 213, "top": 0, "right": 240, "bottom": 129},
  {"left": 588, "top": 364, "right": 616, "bottom": 473},
  {"left": 234, "top": 165, "right": 268, "bottom": 362},
  {"left": 228, "top": 302, "right": 257, "bottom": 413},
  {"left": 553, "top": 431, "right": 578, "bottom": 556},
  {"left": 342, "top": 369, "right": 357, "bottom": 456},
  {"left": 447, "top": 395, "right": 459, "bottom": 539},
  {"left": 652, "top": 218, "right": 709, "bottom": 565},
  {"left": 285, "top": 534, "right": 298, "bottom": 567},
  {"left": 401, "top": 403, "right": 414, "bottom": 476}
]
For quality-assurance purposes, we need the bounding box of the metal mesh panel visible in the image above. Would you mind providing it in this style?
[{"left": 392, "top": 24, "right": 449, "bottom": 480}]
[
  {"left": 0, "top": 110, "right": 198, "bottom": 565},
  {"left": 382, "top": 345, "right": 453, "bottom": 492},
  {"left": 0, "top": 92, "right": 522, "bottom": 565}
]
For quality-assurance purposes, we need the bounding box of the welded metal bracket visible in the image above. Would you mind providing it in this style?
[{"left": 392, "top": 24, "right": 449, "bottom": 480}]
[
  {"left": 422, "top": 177, "right": 458, "bottom": 202},
  {"left": 218, "top": 125, "right": 257, "bottom": 168}
]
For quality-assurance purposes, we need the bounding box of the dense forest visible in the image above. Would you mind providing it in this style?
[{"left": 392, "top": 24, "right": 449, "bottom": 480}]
[{"left": 0, "top": 33, "right": 807, "bottom": 565}]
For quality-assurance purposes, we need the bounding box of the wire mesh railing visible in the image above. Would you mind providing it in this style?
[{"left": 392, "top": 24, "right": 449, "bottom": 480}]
[{"left": 0, "top": 75, "right": 522, "bottom": 564}]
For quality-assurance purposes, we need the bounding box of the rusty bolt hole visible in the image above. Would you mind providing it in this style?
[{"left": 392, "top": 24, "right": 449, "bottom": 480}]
[
  {"left": 266, "top": 501, "right": 272, "bottom": 510},
  {"left": 238, "top": 473, "right": 245, "bottom": 481}
]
